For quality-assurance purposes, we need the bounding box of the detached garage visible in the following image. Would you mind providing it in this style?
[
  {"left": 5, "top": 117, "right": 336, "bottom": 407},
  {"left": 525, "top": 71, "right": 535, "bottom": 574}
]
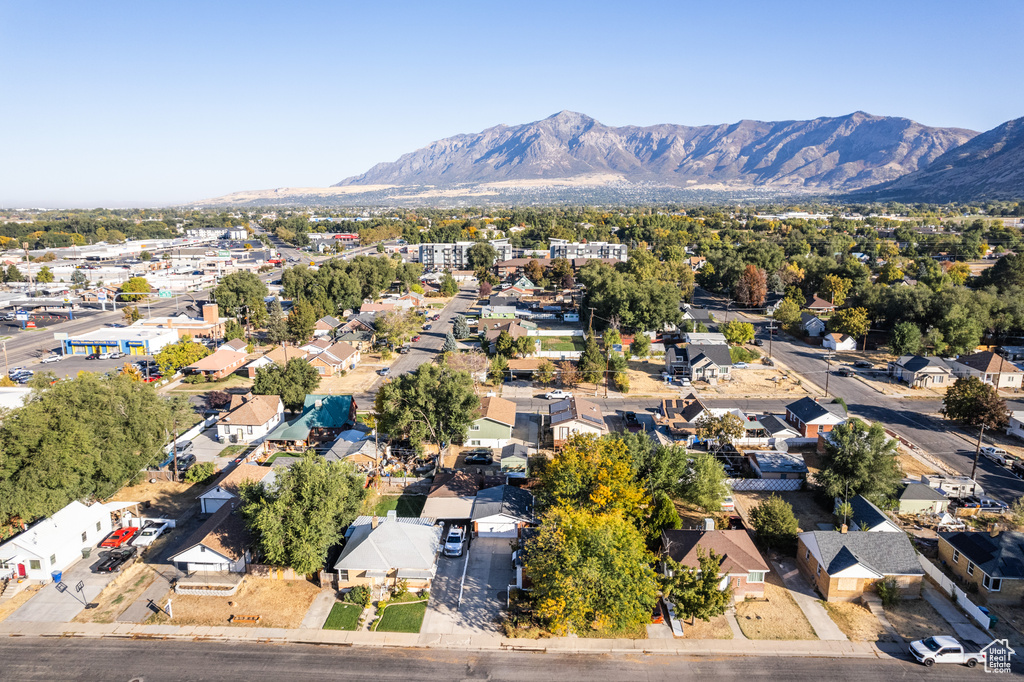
[{"left": 471, "top": 485, "right": 534, "bottom": 538}]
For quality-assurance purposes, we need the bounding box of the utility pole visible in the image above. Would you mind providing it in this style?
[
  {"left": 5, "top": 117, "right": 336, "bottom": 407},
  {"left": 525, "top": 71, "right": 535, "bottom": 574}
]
[
  {"left": 22, "top": 242, "right": 33, "bottom": 296},
  {"left": 824, "top": 352, "right": 832, "bottom": 398}
]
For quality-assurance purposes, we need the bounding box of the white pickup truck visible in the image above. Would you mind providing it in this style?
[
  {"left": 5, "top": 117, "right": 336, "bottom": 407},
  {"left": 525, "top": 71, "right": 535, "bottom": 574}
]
[{"left": 909, "top": 636, "right": 985, "bottom": 667}]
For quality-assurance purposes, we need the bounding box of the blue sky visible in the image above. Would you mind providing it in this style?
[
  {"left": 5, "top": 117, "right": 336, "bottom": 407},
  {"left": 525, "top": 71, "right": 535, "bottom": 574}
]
[{"left": 2, "top": 0, "right": 1022, "bottom": 207}]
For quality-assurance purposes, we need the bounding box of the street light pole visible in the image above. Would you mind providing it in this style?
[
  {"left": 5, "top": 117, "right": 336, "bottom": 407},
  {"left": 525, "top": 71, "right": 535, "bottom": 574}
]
[{"left": 824, "top": 352, "right": 832, "bottom": 398}]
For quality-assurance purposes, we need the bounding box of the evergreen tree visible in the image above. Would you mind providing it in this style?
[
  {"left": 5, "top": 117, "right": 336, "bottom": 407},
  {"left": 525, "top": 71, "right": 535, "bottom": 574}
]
[
  {"left": 452, "top": 314, "right": 470, "bottom": 339},
  {"left": 441, "top": 332, "right": 458, "bottom": 353},
  {"left": 579, "top": 332, "right": 604, "bottom": 384}
]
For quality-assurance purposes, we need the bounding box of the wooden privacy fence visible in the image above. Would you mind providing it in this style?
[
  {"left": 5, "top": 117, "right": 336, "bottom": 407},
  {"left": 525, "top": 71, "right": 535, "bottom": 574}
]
[{"left": 248, "top": 564, "right": 301, "bottom": 580}]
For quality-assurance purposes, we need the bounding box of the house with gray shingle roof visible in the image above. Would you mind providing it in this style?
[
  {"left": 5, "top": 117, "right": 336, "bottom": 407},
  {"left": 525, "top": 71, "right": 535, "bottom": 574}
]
[
  {"left": 840, "top": 495, "right": 901, "bottom": 533},
  {"left": 549, "top": 396, "right": 607, "bottom": 447},
  {"left": 784, "top": 397, "right": 847, "bottom": 440},
  {"left": 471, "top": 485, "right": 534, "bottom": 538},
  {"left": 897, "top": 483, "right": 950, "bottom": 515},
  {"left": 797, "top": 530, "right": 924, "bottom": 601},
  {"left": 887, "top": 355, "right": 954, "bottom": 389}
]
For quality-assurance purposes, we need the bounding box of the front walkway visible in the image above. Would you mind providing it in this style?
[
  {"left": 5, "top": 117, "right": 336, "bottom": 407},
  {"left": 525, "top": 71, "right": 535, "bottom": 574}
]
[
  {"left": 770, "top": 558, "right": 847, "bottom": 641},
  {"left": 921, "top": 583, "right": 990, "bottom": 645},
  {"left": 299, "top": 591, "right": 336, "bottom": 629}
]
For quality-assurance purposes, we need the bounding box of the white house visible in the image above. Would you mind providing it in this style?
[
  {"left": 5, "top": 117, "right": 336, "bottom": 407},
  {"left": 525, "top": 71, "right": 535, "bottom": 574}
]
[
  {"left": 823, "top": 333, "right": 856, "bottom": 352},
  {"left": 0, "top": 501, "right": 112, "bottom": 581},
  {"left": 215, "top": 393, "right": 284, "bottom": 444},
  {"left": 950, "top": 351, "right": 1023, "bottom": 390},
  {"left": 197, "top": 464, "right": 276, "bottom": 516},
  {"left": 169, "top": 502, "right": 250, "bottom": 574},
  {"left": 1009, "top": 411, "right": 1024, "bottom": 441},
  {"left": 471, "top": 485, "right": 534, "bottom": 538},
  {"left": 800, "top": 313, "right": 826, "bottom": 337},
  {"left": 549, "top": 396, "right": 608, "bottom": 447}
]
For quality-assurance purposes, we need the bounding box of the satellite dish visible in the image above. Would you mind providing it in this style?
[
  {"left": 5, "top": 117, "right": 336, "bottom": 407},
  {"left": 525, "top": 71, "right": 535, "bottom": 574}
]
[{"left": 774, "top": 439, "right": 789, "bottom": 453}]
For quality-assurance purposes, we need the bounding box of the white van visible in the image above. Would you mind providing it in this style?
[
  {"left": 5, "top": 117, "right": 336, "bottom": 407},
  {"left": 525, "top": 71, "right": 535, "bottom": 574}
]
[{"left": 980, "top": 446, "right": 1008, "bottom": 466}]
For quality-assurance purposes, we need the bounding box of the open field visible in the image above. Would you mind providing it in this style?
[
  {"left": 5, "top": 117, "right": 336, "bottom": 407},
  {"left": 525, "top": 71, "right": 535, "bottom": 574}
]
[
  {"left": 898, "top": 452, "right": 940, "bottom": 478},
  {"left": 734, "top": 578, "right": 817, "bottom": 640},
  {"left": 539, "top": 336, "right": 585, "bottom": 352},
  {"left": 73, "top": 562, "right": 158, "bottom": 624},
  {"left": 822, "top": 601, "right": 885, "bottom": 641},
  {"left": 107, "top": 479, "right": 206, "bottom": 519},
  {"left": 318, "top": 365, "right": 384, "bottom": 394},
  {"left": 626, "top": 360, "right": 675, "bottom": 395},
  {"left": 883, "top": 599, "right": 946, "bottom": 641},
  {"left": 149, "top": 578, "right": 322, "bottom": 629},
  {"left": 703, "top": 368, "right": 812, "bottom": 398},
  {"left": 170, "top": 375, "right": 253, "bottom": 393}
]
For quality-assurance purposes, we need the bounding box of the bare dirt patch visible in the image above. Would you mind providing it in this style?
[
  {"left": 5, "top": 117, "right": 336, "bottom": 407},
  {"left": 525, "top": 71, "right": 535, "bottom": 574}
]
[
  {"left": 732, "top": 489, "right": 833, "bottom": 533},
  {"left": 681, "top": 613, "right": 734, "bottom": 639},
  {"left": 149, "top": 578, "right": 322, "bottom": 629},
  {"left": 898, "top": 453, "right": 940, "bottom": 478},
  {"left": 884, "top": 599, "right": 946, "bottom": 641},
  {"left": 73, "top": 562, "right": 157, "bottom": 624},
  {"left": 107, "top": 479, "right": 205, "bottom": 519},
  {"left": 0, "top": 584, "right": 42, "bottom": 623},
  {"left": 701, "top": 368, "right": 812, "bottom": 398},
  {"left": 734, "top": 577, "right": 817, "bottom": 640},
  {"left": 823, "top": 601, "right": 885, "bottom": 641},
  {"left": 673, "top": 500, "right": 726, "bottom": 529},
  {"left": 319, "top": 366, "right": 384, "bottom": 394},
  {"left": 626, "top": 360, "right": 675, "bottom": 395}
]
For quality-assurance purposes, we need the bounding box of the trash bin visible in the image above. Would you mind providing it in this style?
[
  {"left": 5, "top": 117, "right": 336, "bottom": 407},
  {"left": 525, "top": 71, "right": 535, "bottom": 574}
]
[
  {"left": 81, "top": 548, "right": 92, "bottom": 559},
  {"left": 50, "top": 570, "right": 62, "bottom": 583}
]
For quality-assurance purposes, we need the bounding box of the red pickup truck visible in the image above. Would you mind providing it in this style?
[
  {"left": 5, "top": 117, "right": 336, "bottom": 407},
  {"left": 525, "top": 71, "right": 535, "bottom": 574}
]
[{"left": 99, "top": 527, "right": 139, "bottom": 548}]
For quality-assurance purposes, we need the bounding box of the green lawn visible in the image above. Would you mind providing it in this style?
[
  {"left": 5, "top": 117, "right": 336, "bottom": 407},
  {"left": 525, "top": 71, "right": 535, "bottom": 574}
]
[
  {"left": 372, "top": 494, "right": 426, "bottom": 518},
  {"left": 374, "top": 600, "right": 427, "bottom": 633},
  {"left": 539, "top": 336, "right": 585, "bottom": 352},
  {"left": 323, "top": 602, "right": 362, "bottom": 631},
  {"left": 170, "top": 374, "right": 253, "bottom": 392},
  {"left": 217, "top": 445, "right": 247, "bottom": 459}
]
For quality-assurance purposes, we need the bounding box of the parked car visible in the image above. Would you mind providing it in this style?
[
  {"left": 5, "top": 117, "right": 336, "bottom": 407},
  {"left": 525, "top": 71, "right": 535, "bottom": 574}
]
[
  {"left": 132, "top": 521, "right": 171, "bottom": 547},
  {"left": 109, "top": 351, "right": 125, "bottom": 359},
  {"left": 752, "top": 339, "right": 764, "bottom": 346},
  {"left": 908, "top": 636, "right": 985, "bottom": 667},
  {"left": 443, "top": 526, "right": 466, "bottom": 557},
  {"left": 853, "top": 360, "right": 873, "bottom": 369},
  {"left": 40, "top": 354, "right": 61, "bottom": 364},
  {"left": 720, "top": 496, "right": 736, "bottom": 512},
  {"left": 733, "top": 362, "right": 748, "bottom": 369},
  {"left": 837, "top": 368, "right": 854, "bottom": 377},
  {"left": 397, "top": 345, "right": 411, "bottom": 354},
  {"left": 959, "top": 496, "right": 1008, "bottom": 512},
  {"left": 411, "top": 335, "right": 421, "bottom": 342},
  {"left": 623, "top": 411, "right": 642, "bottom": 432},
  {"left": 96, "top": 547, "right": 138, "bottom": 573},
  {"left": 98, "top": 352, "right": 114, "bottom": 360},
  {"left": 423, "top": 324, "right": 432, "bottom": 331},
  {"left": 543, "top": 389, "right": 573, "bottom": 400},
  {"left": 464, "top": 453, "right": 494, "bottom": 465},
  {"left": 174, "top": 453, "right": 197, "bottom": 472},
  {"left": 1012, "top": 461, "right": 1024, "bottom": 479},
  {"left": 85, "top": 353, "right": 100, "bottom": 360},
  {"left": 173, "top": 440, "right": 194, "bottom": 456},
  {"left": 378, "top": 367, "right": 391, "bottom": 377},
  {"left": 980, "top": 446, "right": 1008, "bottom": 466},
  {"left": 762, "top": 357, "right": 775, "bottom": 366},
  {"left": 99, "top": 527, "right": 139, "bottom": 548}
]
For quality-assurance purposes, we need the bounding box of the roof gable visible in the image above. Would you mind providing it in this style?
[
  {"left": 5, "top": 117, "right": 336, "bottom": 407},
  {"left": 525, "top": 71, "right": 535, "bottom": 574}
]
[{"left": 803, "top": 531, "right": 922, "bottom": 576}]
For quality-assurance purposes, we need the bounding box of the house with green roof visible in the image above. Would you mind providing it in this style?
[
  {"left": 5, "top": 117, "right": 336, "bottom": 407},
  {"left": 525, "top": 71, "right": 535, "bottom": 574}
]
[{"left": 265, "top": 394, "right": 357, "bottom": 450}]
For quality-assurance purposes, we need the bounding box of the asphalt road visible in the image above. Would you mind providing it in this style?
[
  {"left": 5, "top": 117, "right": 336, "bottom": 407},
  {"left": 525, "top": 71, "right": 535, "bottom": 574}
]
[{"left": 0, "top": 637, "right": 985, "bottom": 682}]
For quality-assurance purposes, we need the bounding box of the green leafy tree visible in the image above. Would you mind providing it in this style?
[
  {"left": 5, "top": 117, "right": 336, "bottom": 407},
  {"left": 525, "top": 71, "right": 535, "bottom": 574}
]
[
  {"left": 286, "top": 299, "right": 317, "bottom": 344},
  {"left": 815, "top": 419, "right": 902, "bottom": 504},
  {"left": 524, "top": 507, "right": 658, "bottom": 635},
  {"left": 4, "top": 265, "right": 24, "bottom": 283},
  {"left": 828, "top": 307, "right": 870, "bottom": 343},
  {"left": 664, "top": 549, "right": 732, "bottom": 624},
  {"left": 374, "top": 309, "right": 420, "bottom": 348},
  {"left": 749, "top": 494, "right": 799, "bottom": 551},
  {"left": 223, "top": 319, "right": 245, "bottom": 342},
  {"left": 155, "top": 335, "right": 210, "bottom": 375},
  {"left": 119, "top": 276, "right": 151, "bottom": 302},
  {"left": 213, "top": 271, "right": 269, "bottom": 326},
  {"left": 602, "top": 328, "right": 622, "bottom": 349},
  {"left": 889, "top": 321, "right": 922, "bottom": 356},
  {"left": 252, "top": 358, "right": 320, "bottom": 412},
  {"left": 720, "top": 320, "right": 755, "bottom": 345},
  {"left": 538, "top": 433, "right": 647, "bottom": 518},
  {"left": 579, "top": 332, "right": 604, "bottom": 384},
  {"left": 184, "top": 461, "right": 216, "bottom": 484},
  {"left": 122, "top": 306, "right": 141, "bottom": 324},
  {"left": 680, "top": 452, "right": 729, "bottom": 512},
  {"left": 773, "top": 298, "right": 801, "bottom": 333},
  {"left": 139, "top": 250, "right": 152, "bottom": 261},
  {"left": 820, "top": 274, "right": 853, "bottom": 306},
  {"left": 240, "top": 454, "right": 366, "bottom": 575},
  {"left": 441, "top": 332, "right": 458, "bottom": 353},
  {"left": 452, "top": 314, "right": 470, "bottom": 339},
  {"left": 942, "top": 376, "right": 1010, "bottom": 479},
  {"left": 70, "top": 270, "right": 88, "bottom": 288},
  {"left": 488, "top": 354, "right": 509, "bottom": 384},
  {"left": 558, "top": 360, "right": 580, "bottom": 387},
  {"left": 644, "top": 491, "right": 681, "bottom": 549},
  {"left": 439, "top": 271, "right": 458, "bottom": 296},
  {"left": 374, "top": 363, "right": 479, "bottom": 452},
  {"left": 36, "top": 266, "right": 54, "bottom": 284},
  {"left": 513, "top": 335, "right": 533, "bottom": 358},
  {"left": 696, "top": 412, "right": 745, "bottom": 452},
  {"left": 466, "top": 242, "right": 498, "bottom": 270},
  {"left": 630, "top": 333, "right": 651, "bottom": 358},
  {"left": 264, "top": 317, "right": 289, "bottom": 345},
  {"left": 536, "top": 360, "right": 555, "bottom": 385}
]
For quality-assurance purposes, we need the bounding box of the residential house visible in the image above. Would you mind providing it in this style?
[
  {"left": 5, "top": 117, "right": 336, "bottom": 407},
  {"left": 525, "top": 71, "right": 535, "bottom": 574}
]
[
  {"left": 661, "top": 528, "right": 771, "bottom": 600},
  {"left": 950, "top": 351, "right": 1023, "bottom": 390},
  {"left": 197, "top": 463, "right": 276, "bottom": 515},
  {"left": 682, "top": 306, "right": 715, "bottom": 329},
  {"left": 800, "top": 312, "right": 826, "bottom": 337},
  {"left": 805, "top": 295, "right": 836, "bottom": 313},
  {"left": 500, "top": 443, "right": 529, "bottom": 478},
  {"left": 1009, "top": 411, "right": 1024, "bottom": 441},
  {"left": 685, "top": 344, "right": 733, "bottom": 381},
  {"left": 334, "top": 513, "right": 441, "bottom": 591},
  {"left": 897, "top": 483, "right": 950, "bottom": 516},
  {"left": 887, "top": 356, "right": 954, "bottom": 389},
  {"left": 216, "top": 393, "right": 285, "bottom": 444},
  {"left": 396, "top": 292, "right": 426, "bottom": 307},
  {"left": 823, "top": 333, "right": 856, "bottom": 352},
  {"left": 479, "top": 305, "right": 517, "bottom": 319},
  {"left": 747, "top": 451, "right": 808, "bottom": 480},
  {"left": 265, "top": 394, "right": 358, "bottom": 449},
  {"left": 0, "top": 501, "right": 112, "bottom": 581},
  {"left": 762, "top": 292, "right": 784, "bottom": 314},
  {"left": 664, "top": 345, "right": 688, "bottom": 378},
  {"left": 483, "top": 320, "right": 528, "bottom": 354},
  {"left": 784, "top": 397, "right": 847, "bottom": 440},
  {"left": 757, "top": 414, "right": 802, "bottom": 445},
  {"left": 339, "top": 314, "right": 377, "bottom": 335},
  {"left": 335, "top": 329, "right": 375, "bottom": 351},
  {"left": 660, "top": 394, "right": 711, "bottom": 438},
  {"left": 471, "top": 485, "right": 534, "bottom": 538},
  {"left": 221, "top": 338, "right": 248, "bottom": 352},
  {"left": 307, "top": 341, "right": 360, "bottom": 377},
  {"left": 420, "top": 471, "right": 480, "bottom": 521},
  {"left": 843, "top": 495, "right": 901, "bottom": 533},
  {"left": 549, "top": 396, "right": 608, "bottom": 447},
  {"left": 684, "top": 332, "right": 728, "bottom": 345},
  {"left": 797, "top": 530, "right": 924, "bottom": 601},
  {"left": 265, "top": 344, "right": 309, "bottom": 366},
  {"left": 184, "top": 347, "right": 249, "bottom": 380},
  {"left": 466, "top": 396, "right": 516, "bottom": 448},
  {"left": 938, "top": 530, "right": 1024, "bottom": 603},
  {"left": 313, "top": 315, "right": 342, "bottom": 338},
  {"left": 169, "top": 502, "right": 250, "bottom": 574},
  {"left": 323, "top": 428, "right": 384, "bottom": 471},
  {"left": 360, "top": 302, "right": 396, "bottom": 314}
]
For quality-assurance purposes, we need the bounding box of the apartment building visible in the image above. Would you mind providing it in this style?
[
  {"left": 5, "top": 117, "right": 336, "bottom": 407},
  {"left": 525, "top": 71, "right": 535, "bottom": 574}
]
[{"left": 548, "top": 239, "right": 628, "bottom": 262}]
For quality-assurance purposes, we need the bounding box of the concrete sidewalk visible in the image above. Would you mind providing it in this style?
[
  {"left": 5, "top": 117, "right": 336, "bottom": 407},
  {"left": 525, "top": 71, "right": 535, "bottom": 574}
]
[
  {"left": 299, "top": 591, "right": 336, "bottom": 630},
  {"left": 0, "top": 619, "right": 906, "bottom": 659},
  {"left": 921, "top": 583, "right": 989, "bottom": 645}
]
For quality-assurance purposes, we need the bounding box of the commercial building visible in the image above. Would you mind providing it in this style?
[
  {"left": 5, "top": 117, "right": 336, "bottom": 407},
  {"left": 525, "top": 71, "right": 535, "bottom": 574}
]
[
  {"left": 133, "top": 303, "right": 230, "bottom": 340},
  {"left": 61, "top": 326, "right": 179, "bottom": 356}
]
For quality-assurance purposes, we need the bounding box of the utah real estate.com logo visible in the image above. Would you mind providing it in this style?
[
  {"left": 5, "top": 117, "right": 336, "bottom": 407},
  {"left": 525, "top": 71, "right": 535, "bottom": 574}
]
[{"left": 983, "top": 639, "right": 1015, "bottom": 674}]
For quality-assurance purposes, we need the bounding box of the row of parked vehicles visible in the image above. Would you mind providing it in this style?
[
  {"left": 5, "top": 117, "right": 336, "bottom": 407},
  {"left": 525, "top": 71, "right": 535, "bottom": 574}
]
[
  {"left": 6, "top": 368, "right": 34, "bottom": 384},
  {"left": 94, "top": 521, "right": 172, "bottom": 573}
]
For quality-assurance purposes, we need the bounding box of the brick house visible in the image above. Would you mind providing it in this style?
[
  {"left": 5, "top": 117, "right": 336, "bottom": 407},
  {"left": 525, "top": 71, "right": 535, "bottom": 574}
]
[
  {"left": 661, "top": 528, "right": 771, "bottom": 600},
  {"left": 784, "top": 397, "right": 847, "bottom": 440},
  {"left": 937, "top": 530, "right": 1024, "bottom": 604},
  {"left": 797, "top": 530, "right": 923, "bottom": 602}
]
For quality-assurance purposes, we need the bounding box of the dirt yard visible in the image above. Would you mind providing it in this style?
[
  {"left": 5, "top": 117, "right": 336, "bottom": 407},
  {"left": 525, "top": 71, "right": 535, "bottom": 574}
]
[
  {"left": 318, "top": 365, "right": 385, "bottom": 394},
  {"left": 673, "top": 501, "right": 727, "bottom": 529},
  {"left": 884, "top": 599, "right": 946, "bottom": 641},
  {"left": 73, "top": 562, "right": 159, "bottom": 624},
  {"left": 822, "top": 601, "right": 885, "bottom": 641},
  {"left": 681, "top": 613, "right": 734, "bottom": 639},
  {"left": 733, "top": 490, "right": 834, "bottom": 533},
  {"left": 107, "top": 479, "right": 206, "bottom": 519},
  {"left": 898, "top": 452, "right": 940, "bottom": 478},
  {"left": 852, "top": 371, "right": 945, "bottom": 398},
  {"left": 626, "top": 360, "right": 675, "bottom": 395},
  {"left": 989, "top": 604, "right": 1024, "bottom": 648},
  {"left": 699, "top": 368, "right": 812, "bottom": 398},
  {"left": 734, "top": 578, "right": 817, "bottom": 640},
  {"left": 149, "top": 578, "right": 322, "bottom": 629}
]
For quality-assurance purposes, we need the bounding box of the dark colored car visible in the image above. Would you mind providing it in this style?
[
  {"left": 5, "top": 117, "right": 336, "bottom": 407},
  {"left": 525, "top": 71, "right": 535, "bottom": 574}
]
[
  {"left": 96, "top": 547, "right": 137, "bottom": 573},
  {"left": 86, "top": 353, "right": 100, "bottom": 360},
  {"left": 423, "top": 324, "right": 432, "bottom": 331},
  {"left": 623, "top": 411, "right": 642, "bottom": 432},
  {"left": 837, "top": 368, "right": 854, "bottom": 377},
  {"left": 464, "top": 453, "right": 494, "bottom": 465},
  {"left": 853, "top": 361, "right": 873, "bottom": 369},
  {"left": 174, "top": 453, "right": 196, "bottom": 472},
  {"left": 752, "top": 338, "right": 765, "bottom": 346}
]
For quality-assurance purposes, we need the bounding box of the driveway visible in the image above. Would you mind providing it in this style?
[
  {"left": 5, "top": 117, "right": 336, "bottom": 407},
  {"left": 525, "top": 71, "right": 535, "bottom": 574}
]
[
  {"left": 187, "top": 426, "right": 227, "bottom": 464},
  {"left": 421, "top": 537, "right": 512, "bottom": 634},
  {"left": 6, "top": 553, "right": 119, "bottom": 623}
]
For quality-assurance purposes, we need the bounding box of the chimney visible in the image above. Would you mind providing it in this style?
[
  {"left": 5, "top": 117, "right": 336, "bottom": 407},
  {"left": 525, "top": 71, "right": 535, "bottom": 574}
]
[
  {"left": 202, "top": 303, "right": 219, "bottom": 325},
  {"left": 840, "top": 524, "right": 848, "bottom": 534},
  {"left": 703, "top": 518, "right": 715, "bottom": 531},
  {"left": 989, "top": 524, "right": 1000, "bottom": 538},
  {"left": 387, "top": 510, "right": 397, "bottom": 522},
  {"left": 371, "top": 515, "right": 379, "bottom": 529}
]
